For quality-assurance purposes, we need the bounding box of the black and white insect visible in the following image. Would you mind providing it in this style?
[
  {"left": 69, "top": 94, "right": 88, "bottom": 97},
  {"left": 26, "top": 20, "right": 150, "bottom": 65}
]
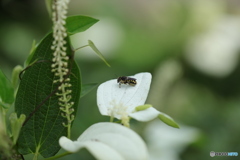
[{"left": 117, "top": 76, "right": 137, "bottom": 88}]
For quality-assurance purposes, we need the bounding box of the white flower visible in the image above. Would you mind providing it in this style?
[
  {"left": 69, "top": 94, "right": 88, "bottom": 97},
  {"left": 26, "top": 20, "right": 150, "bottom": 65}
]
[
  {"left": 185, "top": 15, "right": 240, "bottom": 77},
  {"left": 97, "top": 72, "right": 179, "bottom": 128},
  {"left": 59, "top": 122, "right": 149, "bottom": 160},
  {"left": 144, "top": 120, "right": 199, "bottom": 160}
]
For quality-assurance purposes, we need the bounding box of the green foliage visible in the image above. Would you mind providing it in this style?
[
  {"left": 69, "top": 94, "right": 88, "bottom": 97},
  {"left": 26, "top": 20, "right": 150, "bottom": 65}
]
[
  {"left": 9, "top": 113, "right": 26, "bottom": 145},
  {"left": 0, "top": 69, "right": 14, "bottom": 108},
  {"left": 88, "top": 40, "right": 111, "bottom": 67},
  {"left": 81, "top": 83, "right": 99, "bottom": 98},
  {"left": 66, "top": 16, "right": 99, "bottom": 35},
  {"left": 11, "top": 65, "right": 23, "bottom": 90},
  {"left": 45, "top": 0, "right": 53, "bottom": 18},
  {"left": 1, "top": 1, "right": 239, "bottom": 160},
  {"left": 25, "top": 40, "right": 37, "bottom": 67},
  {"left": 14, "top": 15, "right": 98, "bottom": 158},
  {"left": 15, "top": 33, "right": 79, "bottom": 157}
]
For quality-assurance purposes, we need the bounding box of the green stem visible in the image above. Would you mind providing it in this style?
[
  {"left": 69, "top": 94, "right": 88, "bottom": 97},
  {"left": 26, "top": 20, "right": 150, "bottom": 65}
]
[
  {"left": 33, "top": 153, "right": 38, "bottom": 160},
  {"left": 74, "top": 44, "right": 89, "bottom": 51},
  {"left": 67, "top": 123, "right": 71, "bottom": 138},
  {"left": 110, "top": 116, "right": 114, "bottom": 122},
  {"left": 60, "top": 81, "right": 72, "bottom": 138},
  {"left": 0, "top": 106, "right": 7, "bottom": 135},
  {"left": 33, "top": 146, "right": 41, "bottom": 160},
  {"left": 44, "top": 152, "right": 71, "bottom": 160}
]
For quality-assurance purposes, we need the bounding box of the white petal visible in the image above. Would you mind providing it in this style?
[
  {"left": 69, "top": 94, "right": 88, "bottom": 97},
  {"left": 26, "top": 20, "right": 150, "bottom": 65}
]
[
  {"left": 59, "top": 136, "right": 80, "bottom": 153},
  {"left": 59, "top": 123, "right": 149, "bottom": 159},
  {"left": 97, "top": 72, "right": 152, "bottom": 116},
  {"left": 80, "top": 141, "right": 124, "bottom": 160},
  {"left": 77, "top": 122, "right": 149, "bottom": 160},
  {"left": 59, "top": 137, "right": 124, "bottom": 160},
  {"left": 129, "top": 107, "right": 160, "bottom": 122}
]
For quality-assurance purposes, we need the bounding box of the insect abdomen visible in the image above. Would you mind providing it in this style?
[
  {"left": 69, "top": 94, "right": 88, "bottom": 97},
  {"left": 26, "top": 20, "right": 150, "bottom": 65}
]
[{"left": 127, "top": 78, "right": 137, "bottom": 86}]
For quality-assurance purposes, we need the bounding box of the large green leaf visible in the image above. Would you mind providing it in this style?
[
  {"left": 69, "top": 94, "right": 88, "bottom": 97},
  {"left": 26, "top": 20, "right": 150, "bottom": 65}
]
[
  {"left": 66, "top": 15, "right": 99, "bottom": 35},
  {"left": 15, "top": 33, "right": 81, "bottom": 158},
  {"left": 0, "top": 69, "right": 14, "bottom": 108},
  {"left": 15, "top": 15, "right": 98, "bottom": 158}
]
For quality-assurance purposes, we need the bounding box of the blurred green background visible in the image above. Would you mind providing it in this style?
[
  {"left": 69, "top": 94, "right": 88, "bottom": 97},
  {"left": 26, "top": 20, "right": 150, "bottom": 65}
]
[{"left": 1, "top": 0, "right": 240, "bottom": 160}]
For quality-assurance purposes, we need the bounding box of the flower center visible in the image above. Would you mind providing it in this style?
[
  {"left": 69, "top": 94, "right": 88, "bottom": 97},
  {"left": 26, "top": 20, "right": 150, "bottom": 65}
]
[{"left": 108, "top": 100, "right": 130, "bottom": 127}]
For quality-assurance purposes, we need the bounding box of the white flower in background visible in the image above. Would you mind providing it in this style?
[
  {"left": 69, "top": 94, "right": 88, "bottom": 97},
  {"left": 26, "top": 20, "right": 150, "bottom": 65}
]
[
  {"left": 97, "top": 72, "right": 179, "bottom": 128},
  {"left": 144, "top": 120, "right": 200, "bottom": 160},
  {"left": 185, "top": 15, "right": 240, "bottom": 77},
  {"left": 59, "top": 122, "right": 149, "bottom": 160}
]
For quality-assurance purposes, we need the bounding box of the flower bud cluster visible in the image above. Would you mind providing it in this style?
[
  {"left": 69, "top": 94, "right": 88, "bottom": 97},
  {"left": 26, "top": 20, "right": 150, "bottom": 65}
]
[{"left": 51, "top": 0, "right": 74, "bottom": 130}]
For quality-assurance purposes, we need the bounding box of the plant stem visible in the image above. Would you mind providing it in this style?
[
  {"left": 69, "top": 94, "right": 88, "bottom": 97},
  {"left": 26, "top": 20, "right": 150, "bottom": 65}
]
[
  {"left": 67, "top": 123, "right": 71, "bottom": 138},
  {"left": 110, "top": 116, "right": 114, "bottom": 122},
  {"left": 44, "top": 152, "right": 71, "bottom": 160},
  {"left": 0, "top": 107, "right": 7, "bottom": 135},
  {"left": 74, "top": 45, "right": 89, "bottom": 51},
  {"left": 33, "top": 153, "right": 38, "bottom": 160},
  {"left": 33, "top": 146, "right": 41, "bottom": 160}
]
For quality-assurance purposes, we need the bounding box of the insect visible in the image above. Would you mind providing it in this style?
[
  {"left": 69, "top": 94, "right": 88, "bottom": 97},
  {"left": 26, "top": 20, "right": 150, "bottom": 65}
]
[{"left": 117, "top": 76, "right": 137, "bottom": 88}]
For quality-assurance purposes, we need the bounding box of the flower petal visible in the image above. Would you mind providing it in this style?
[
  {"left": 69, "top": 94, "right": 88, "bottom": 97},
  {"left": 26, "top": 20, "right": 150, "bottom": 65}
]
[
  {"left": 97, "top": 72, "right": 152, "bottom": 116},
  {"left": 78, "top": 122, "right": 149, "bottom": 160},
  {"left": 59, "top": 137, "right": 124, "bottom": 160},
  {"left": 129, "top": 107, "right": 160, "bottom": 122},
  {"left": 80, "top": 141, "right": 124, "bottom": 160},
  {"left": 59, "top": 136, "right": 80, "bottom": 153}
]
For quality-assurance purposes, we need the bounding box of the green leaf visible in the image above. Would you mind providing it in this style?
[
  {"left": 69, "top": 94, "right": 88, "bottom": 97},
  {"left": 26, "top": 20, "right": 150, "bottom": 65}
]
[
  {"left": 158, "top": 112, "right": 180, "bottom": 128},
  {"left": 9, "top": 113, "right": 26, "bottom": 145},
  {"left": 88, "top": 40, "right": 111, "bottom": 67},
  {"left": 0, "top": 69, "right": 14, "bottom": 107},
  {"left": 11, "top": 65, "right": 23, "bottom": 90},
  {"left": 80, "top": 83, "right": 98, "bottom": 98},
  {"left": 45, "top": 0, "right": 53, "bottom": 18},
  {"left": 15, "top": 14, "right": 98, "bottom": 157},
  {"left": 15, "top": 33, "right": 81, "bottom": 158},
  {"left": 66, "top": 15, "right": 99, "bottom": 35},
  {"left": 25, "top": 40, "right": 37, "bottom": 67},
  {"left": 25, "top": 16, "right": 97, "bottom": 66}
]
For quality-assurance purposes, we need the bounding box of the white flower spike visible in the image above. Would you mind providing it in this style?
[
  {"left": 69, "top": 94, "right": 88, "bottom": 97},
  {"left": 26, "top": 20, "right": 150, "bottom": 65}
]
[
  {"left": 97, "top": 72, "right": 179, "bottom": 128},
  {"left": 59, "top": 122, "right": 149, "bottom": 160}
]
